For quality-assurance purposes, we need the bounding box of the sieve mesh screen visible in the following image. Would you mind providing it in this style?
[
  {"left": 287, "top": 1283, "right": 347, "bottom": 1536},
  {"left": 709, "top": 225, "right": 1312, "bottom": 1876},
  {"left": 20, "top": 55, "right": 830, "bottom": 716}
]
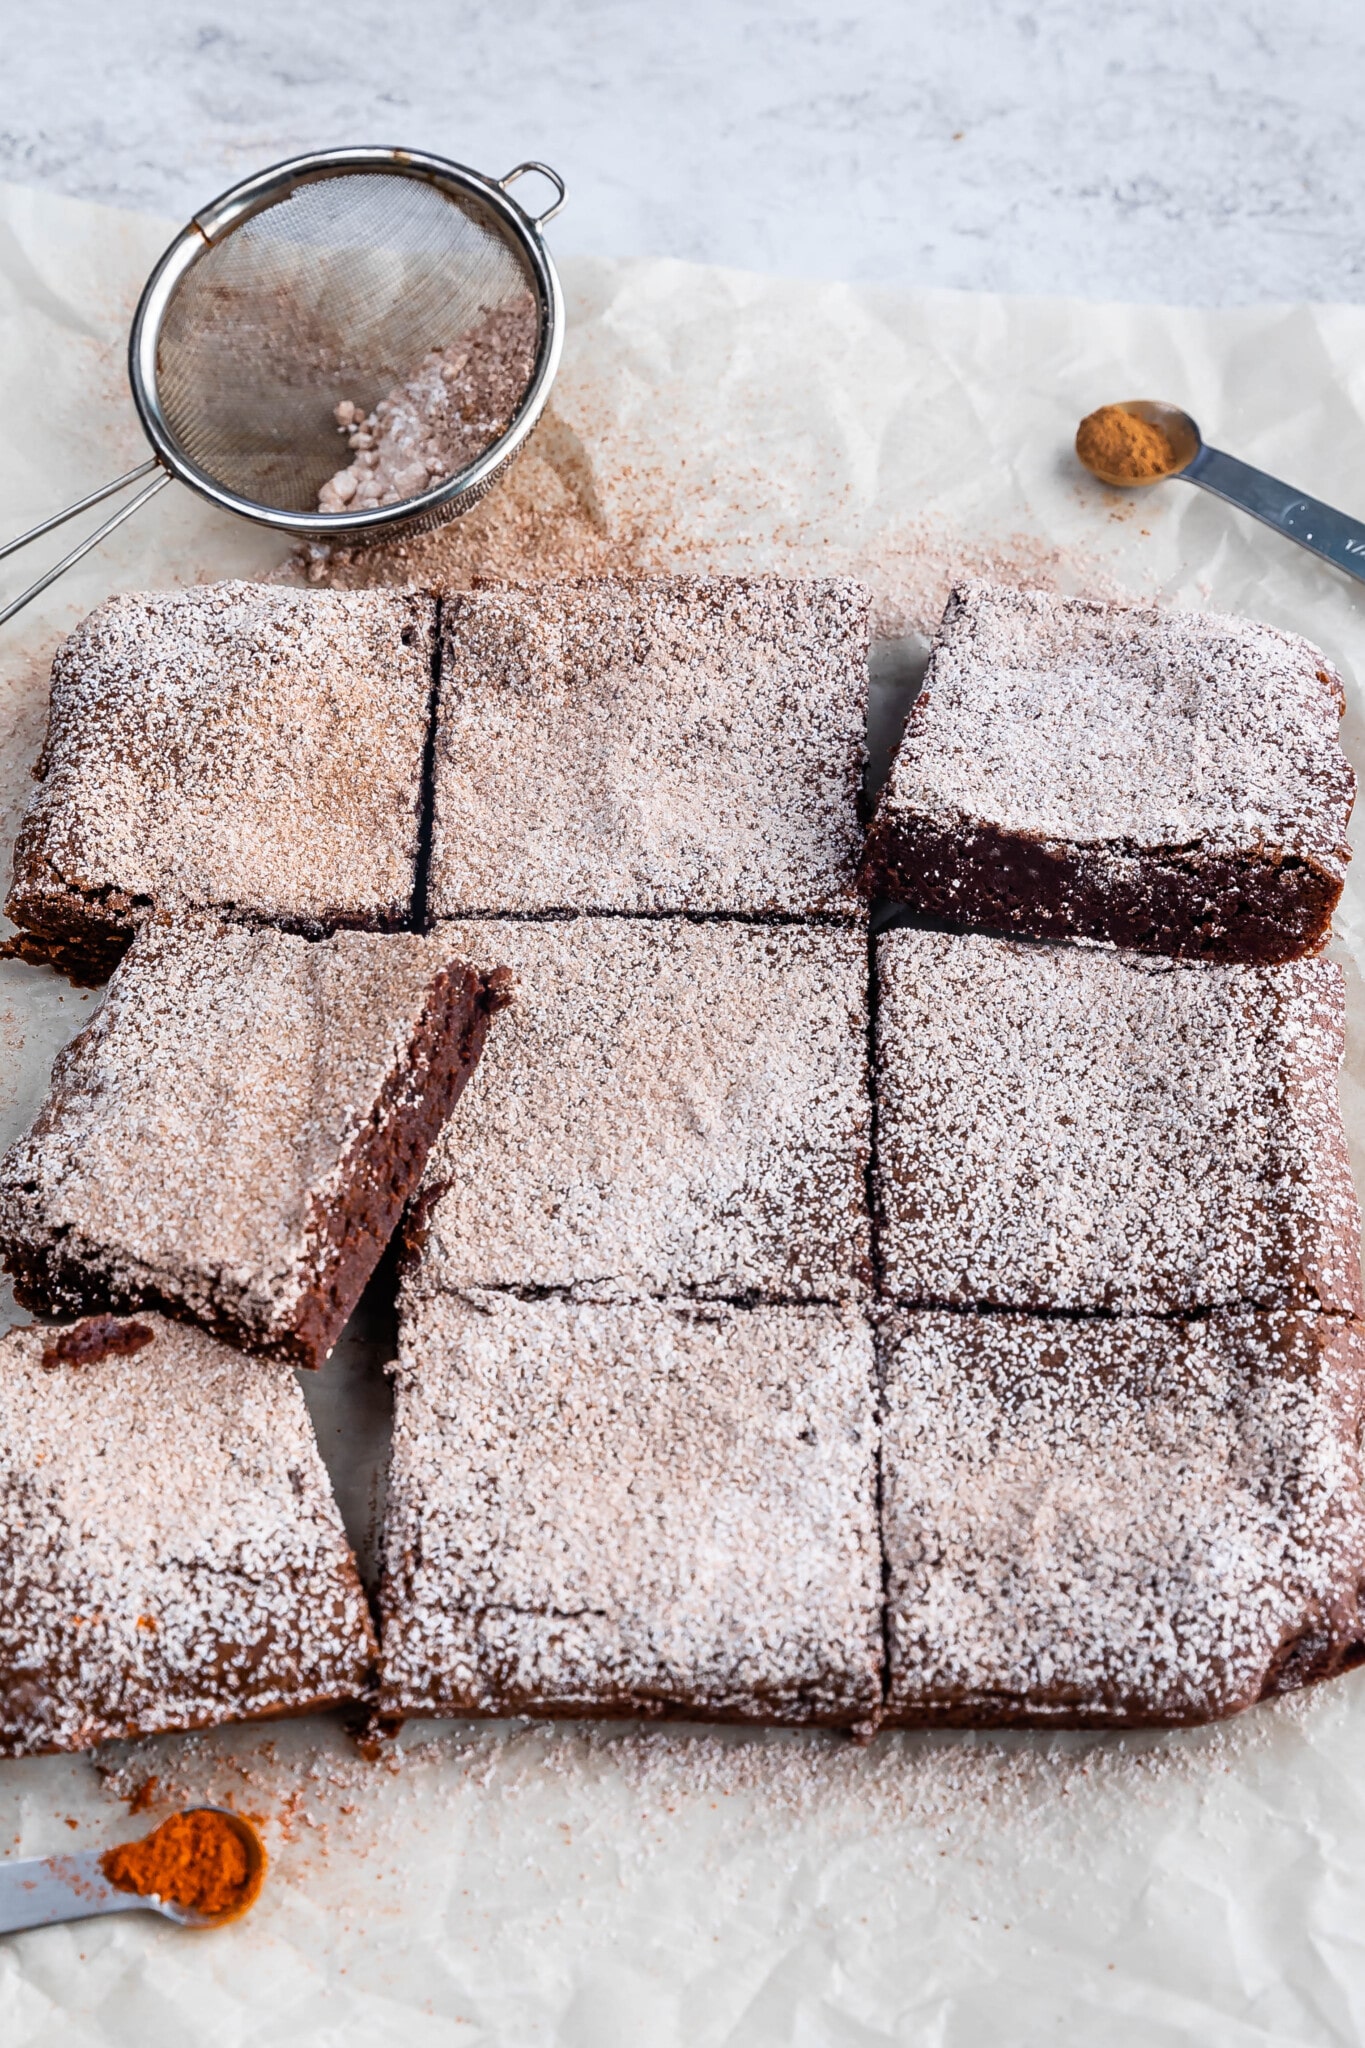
[{"left": 156, "top": 171, "right": 540, "bottom": 514}]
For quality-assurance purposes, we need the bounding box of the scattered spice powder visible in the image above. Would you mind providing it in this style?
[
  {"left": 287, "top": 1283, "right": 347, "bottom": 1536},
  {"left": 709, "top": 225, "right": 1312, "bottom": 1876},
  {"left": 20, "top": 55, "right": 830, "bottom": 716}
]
[
  {"left": 1075, "top": 404, "right": 1179, "bottom": 483},
  {"left": 100, "top": 1810, "right": 261, "bottom": 1919}
]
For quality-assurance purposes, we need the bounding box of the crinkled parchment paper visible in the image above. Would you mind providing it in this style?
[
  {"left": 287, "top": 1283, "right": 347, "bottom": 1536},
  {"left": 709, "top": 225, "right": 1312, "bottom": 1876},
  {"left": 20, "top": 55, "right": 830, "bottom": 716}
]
[{"left": 3, "top": 180, "right": 1365, "bottom": 2047}]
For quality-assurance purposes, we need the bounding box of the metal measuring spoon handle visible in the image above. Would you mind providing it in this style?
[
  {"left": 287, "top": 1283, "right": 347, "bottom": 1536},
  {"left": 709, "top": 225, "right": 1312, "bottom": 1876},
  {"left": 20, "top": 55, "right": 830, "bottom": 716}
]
[
  {"left": 0, "top": 1806, "right": 264, "bottom": 1935},
  {"left": 1182, "top": 440, "right": 1365, "bottom": 585},
  {"left": 1075, "top": 399, "right": 1365, "bottom": 588},
  {"left": 0, "top": 1845, "right": 195, "bottom": 1932}
]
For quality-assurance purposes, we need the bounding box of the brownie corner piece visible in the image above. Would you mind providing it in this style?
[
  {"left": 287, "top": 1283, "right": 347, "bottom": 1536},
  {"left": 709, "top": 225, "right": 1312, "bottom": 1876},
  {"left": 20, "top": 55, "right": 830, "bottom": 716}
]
[
  {"left": 5, "top": 581, "right": 436, "bottom": 979},
  {"left": 879, "top": 1307, "right": 1365, "bottom": 1728},
  {"left": 873, "top": 927, "right": 1363, "bottom": 1316},
  {"left": 860, "top": 582, "right": 1355, "bottom": 962},
  {"left": 0, "top": 1313, "right": 375, "bottom": 1757},
  {"left": 430, "top": 573, "right": 869, "bottom": 917},
  {"left": 0, "top": 914, "right": 506, "bottom": 1369},
  {"left": 377, "top": 1288, "right": 883, "bottom": 1727}
]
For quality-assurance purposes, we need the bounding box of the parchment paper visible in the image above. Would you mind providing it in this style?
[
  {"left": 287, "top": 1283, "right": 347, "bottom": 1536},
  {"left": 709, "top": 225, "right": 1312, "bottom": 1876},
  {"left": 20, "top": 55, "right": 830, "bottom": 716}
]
[{"left": 3, "top": 179, "right": 1365, "bottom": 2047}]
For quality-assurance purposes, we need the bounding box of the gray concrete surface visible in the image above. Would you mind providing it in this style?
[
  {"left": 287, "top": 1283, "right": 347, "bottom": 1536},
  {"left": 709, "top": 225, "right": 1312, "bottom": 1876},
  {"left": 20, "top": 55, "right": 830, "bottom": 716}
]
[{"left": 2, "top": 0, "right": 1362, "bottom": 303}]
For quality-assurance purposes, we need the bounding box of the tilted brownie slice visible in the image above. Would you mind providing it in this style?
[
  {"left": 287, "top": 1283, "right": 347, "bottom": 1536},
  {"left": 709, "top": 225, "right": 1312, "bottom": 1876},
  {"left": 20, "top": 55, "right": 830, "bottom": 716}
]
[
  {"left": 5, "top": 581, "right": 435, "bottom": 982},
  {"left": 429, "top": 575, "right": 868, "bottom": 917},
  {"left": 860, "top": 584, "right": 1354, "bottom": 962},
  {"left": 377, "top": 1284, "right": 882, "bottom": 1727},
  {"left": 875, "top": 929, "right": 1363, "bottom": 1314},
  {"left": 408, "top": 916, "right": 872, "bottom": 1301},
  {"left": 0, "top": 1313, "right": 375, "bottom": 1757},
  {"left": 0, "top": 915, "right": 509, "bottom": 1367},
  {"left": 880, "top": 1308, "right": 1365, "bottom": 1728}
]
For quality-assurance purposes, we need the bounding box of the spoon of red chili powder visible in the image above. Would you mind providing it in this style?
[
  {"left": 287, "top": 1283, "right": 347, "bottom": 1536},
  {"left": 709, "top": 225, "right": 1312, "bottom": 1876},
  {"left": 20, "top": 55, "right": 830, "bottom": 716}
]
[
  {"left": 0, "top": 1806, "right": 265, "bottom": 1934},
  {"left": 101, "top": 1807, "right": 265, "bottom": 1923}
]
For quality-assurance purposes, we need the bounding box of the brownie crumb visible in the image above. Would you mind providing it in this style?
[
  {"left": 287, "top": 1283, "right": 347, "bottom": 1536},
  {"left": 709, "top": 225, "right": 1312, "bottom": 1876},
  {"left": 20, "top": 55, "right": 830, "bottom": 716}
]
[{"left": 41, "top": 1315, "right": 153, "bottom": 1370}]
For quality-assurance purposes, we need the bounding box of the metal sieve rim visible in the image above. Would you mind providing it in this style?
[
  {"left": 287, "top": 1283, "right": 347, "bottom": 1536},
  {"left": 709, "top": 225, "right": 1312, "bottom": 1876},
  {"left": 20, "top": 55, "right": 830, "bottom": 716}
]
[{"left": 126, "top": 146, "right": 565, "bottom": 539}]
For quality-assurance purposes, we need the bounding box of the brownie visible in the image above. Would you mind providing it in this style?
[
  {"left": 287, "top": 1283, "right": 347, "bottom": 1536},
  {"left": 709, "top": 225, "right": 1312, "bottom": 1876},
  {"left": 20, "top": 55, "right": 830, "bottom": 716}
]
[
  {"left": 429, "top": 575, "right": 868, "bottom": 918},
  {"left": 0, "top": 914, "right": 509, "bottom": 1368},
  {"left": 409, "top": 916, "right": 872, "bottom": 1301},
  {"left": 859, "top": 584, "right": 1355, "bottom": 962},
  {"left": 0, "top": 1313, "right": 375, "bottom": 1757},
  {"left": 377, "top": 1285, "right": 882, "bottom": 1726},
  {"left": 875, "top": 929, "right": 1363, "bottom": 1315},
  {"left": 879, "top": 1308, "right": 1365, "bottom": 1727},
  {"left": 5, "top": 582, "right": 435, "bottom": 983}
]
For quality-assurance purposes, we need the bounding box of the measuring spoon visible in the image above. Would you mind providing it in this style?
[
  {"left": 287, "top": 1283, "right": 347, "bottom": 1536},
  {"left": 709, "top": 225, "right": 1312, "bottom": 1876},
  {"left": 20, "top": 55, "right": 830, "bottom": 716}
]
[
  {"left": 1075, "top": 399, "right": 1365, "bottom": 586},
  {"left": 0, "top": 1806, "right": 265, "bottom": 1934}
]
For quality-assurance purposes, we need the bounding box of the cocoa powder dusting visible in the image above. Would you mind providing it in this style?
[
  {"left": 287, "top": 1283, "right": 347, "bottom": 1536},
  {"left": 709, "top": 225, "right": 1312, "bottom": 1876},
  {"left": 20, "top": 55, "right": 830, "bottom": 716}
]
[{"left": 289, "top": 409, "right": 1109, "bottom": 641}]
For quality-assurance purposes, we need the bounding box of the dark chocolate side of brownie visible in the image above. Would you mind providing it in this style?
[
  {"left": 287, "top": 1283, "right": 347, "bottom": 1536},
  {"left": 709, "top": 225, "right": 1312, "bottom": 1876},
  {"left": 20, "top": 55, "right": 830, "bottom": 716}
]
[
  {"left": 2, "top": 865, "right": 416, "bottom": 991},
  {"left": 0, "top": 1560, "right": 378, "bottom": 1759},
  {"left": 859, "top": 814, "right": 1344, "bottom": 963},
  {"left": 285, "top": 964, "right": 513, "bottom": 1369},
  {"left": 1, "top": 872, "right": 147, "bottom": 986},
  {"left": 879, "top": 1612, "right": 1365, "bottom": 1732},
  {"left": 382, "top": 1678, "right": 875, "bottom": 1731},
  {"left": 1, "top": 965, "right": 513, "bottom": 1368}
]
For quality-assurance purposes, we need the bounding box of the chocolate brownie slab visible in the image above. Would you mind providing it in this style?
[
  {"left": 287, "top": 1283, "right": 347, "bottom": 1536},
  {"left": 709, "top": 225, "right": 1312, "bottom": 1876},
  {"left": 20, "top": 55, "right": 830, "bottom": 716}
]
[
  {"left": 429, "top": 575, "right": 868, "bottom": 917},
  {"left": 875, "top": 928, "right": 1363, "bottom": 1315},
  {"left": 6, "top": 582, "right": 435, "bottom": 982},
  {"left": 860, "top": 584, "right": 1354, "bottom": 962},
  {"left": 879, "top": 1308, "right": 1365, "bottom": 1727},
  {"left": 0, "top": 915, "right": 508, "bottom": 1367},
  {"left": 377, "top": 1287, "right": 882, "bottom": 1726},
  {"left": 410, "top": 916, "right": 872, "bottom": 1301},
  {"left": 0, "top": 1313, "right": 374, "bottom": 1756}
]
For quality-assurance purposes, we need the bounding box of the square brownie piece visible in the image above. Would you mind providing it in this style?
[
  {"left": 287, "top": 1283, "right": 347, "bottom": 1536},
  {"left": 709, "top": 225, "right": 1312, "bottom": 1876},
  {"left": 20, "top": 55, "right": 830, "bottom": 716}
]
[
  {"left": 875, "top": 928, "right": 1362, "bottom": 1315},
  {"left": 860, "top": 584, "right": 1354, "bottom": 962},
  {"left": 5, "top": 581, "right": 435, "bottom": 982},
  {"left": 0, "top": 914, "right": 508, "bottom": 1368},
  {"left": 0, "top": 1312, "right": 374, "bottom": 1756},
  {"left": 409, "top": 916, "right": 872, "bottom": 1301},
  {"left": 377, "top": 1286, "right": 882, "bottom": 1726},
  {"left": 429, "top": 575, "right": 868, "bottom": 917},
  {"left": 879, "top": 1308, "right": 1365, "bottom": 1727}
]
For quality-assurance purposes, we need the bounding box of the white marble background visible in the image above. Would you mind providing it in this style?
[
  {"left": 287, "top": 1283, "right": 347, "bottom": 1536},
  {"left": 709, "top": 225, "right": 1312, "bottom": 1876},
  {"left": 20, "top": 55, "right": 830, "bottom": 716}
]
[{"left": 4, "top": 0, "right": 1363, "bottom": 304}]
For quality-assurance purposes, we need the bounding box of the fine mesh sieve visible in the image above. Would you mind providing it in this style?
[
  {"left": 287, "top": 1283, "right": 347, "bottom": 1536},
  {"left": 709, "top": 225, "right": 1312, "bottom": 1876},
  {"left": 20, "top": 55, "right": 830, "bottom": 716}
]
[{"left": 0, "top": 148, "right": 566, "bottom": 627}]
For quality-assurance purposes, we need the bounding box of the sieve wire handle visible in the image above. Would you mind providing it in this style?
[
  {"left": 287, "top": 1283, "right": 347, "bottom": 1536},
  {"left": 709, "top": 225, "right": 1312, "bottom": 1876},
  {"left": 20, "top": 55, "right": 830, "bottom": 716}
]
[
  {"left": 0, "top": 468, "right": 171, "bottom": 630},
  {"left": 0, "top": 461, "right": 163, "bottom": 564},
  {"left": 497, "top": 162, "right": 566, "bottom": 228}
]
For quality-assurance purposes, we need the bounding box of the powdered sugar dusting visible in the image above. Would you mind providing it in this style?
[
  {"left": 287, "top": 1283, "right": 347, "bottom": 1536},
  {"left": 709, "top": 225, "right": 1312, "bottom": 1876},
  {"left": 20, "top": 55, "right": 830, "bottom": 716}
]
[
  {"left": 879, "top": 582, "right": 1354, "bottom": 861},
  {"left": 415, "top": 916, "right": 872, "bottom": 1301},
  {"left": 316, "top": 302, "right": 538, "bottom": 518},
  {"left": 7, "top": 581, "right": 434, "bottom": 950},
  {"left": 880, "top": 1308, "right": 1365, "bottom": 1724},
  {"left": 378, "top": 1290, "right": 881, "bottom": 1725},
  {"left": 0, "top": 1314, "right": 374, "bottom": 1757},
  {"left": 430, "top": 575, "right": 868, "bottom": 916},
  {"left": 0, "top": 915, "right": 473, "bottom": 1351},
  {"left": 876, "top": 928, "right": 1364, "bottom": 1314}
]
